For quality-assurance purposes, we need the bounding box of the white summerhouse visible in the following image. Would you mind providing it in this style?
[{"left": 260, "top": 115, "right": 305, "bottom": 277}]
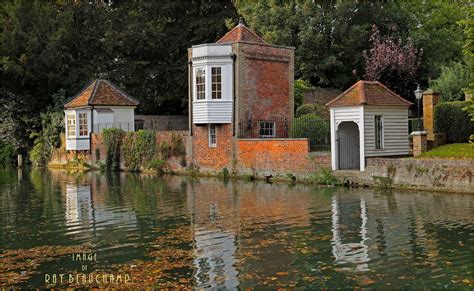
[
  {"left": 63, "top": 79, "right": 139, "bottom": 151},
  {"left": 326, "top": 80, "right": 412, "bottom": 171}
]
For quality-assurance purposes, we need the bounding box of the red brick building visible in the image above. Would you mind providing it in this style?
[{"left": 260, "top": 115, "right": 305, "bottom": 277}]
[{"left": 188, "top": 21, "right": 295, "bottom": 172}]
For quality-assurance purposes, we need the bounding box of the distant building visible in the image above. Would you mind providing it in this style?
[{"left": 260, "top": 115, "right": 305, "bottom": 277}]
[
  {"left": 326, "top": 80, "right": 412, "bottom": 171},
  {"left": 188, "top": 20, "right": 295, "bottom": 170},
  {"left": 63, "top": 79, "right": 139, "bottom": 151}
]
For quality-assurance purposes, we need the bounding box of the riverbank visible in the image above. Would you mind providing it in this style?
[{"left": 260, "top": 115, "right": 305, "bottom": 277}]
[{"left": 48, "top": 154, "right": 474, "bottom": 194}]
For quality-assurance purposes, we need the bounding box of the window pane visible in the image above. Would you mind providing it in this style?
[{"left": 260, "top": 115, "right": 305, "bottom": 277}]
[
  {"left": 67, "top": 114, "right": 76, "bottom": 137},
  {"left": 196, "top": 68, "right": 206, "bottom": 100},
  {"left": 211, "top": 67, "right": 221, "bottom": 99},
  {"left": 209, "top": 124, "right": 217, "bottom": 146},
  {"left": 259, "top": 121, "right": 275, "bottom": 138}
]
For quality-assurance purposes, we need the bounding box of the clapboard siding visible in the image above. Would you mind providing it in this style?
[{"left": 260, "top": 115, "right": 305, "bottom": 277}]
[
  {"left": 364, "top": 106, "right": 410, "bottom": 157},
  {"left": 66, "top": 138, "right": 90, "bottom": 151},
  {"left": 334, "top": 106, "right": 361, "bottom": 124},
  {"left": 193, "top": 101, "right": 233, "bottom": 124}
]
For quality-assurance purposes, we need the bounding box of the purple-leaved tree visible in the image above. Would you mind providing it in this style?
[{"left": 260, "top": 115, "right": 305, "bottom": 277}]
[{"left": 364, "top": 25, "right": 422, "bottom": 101}]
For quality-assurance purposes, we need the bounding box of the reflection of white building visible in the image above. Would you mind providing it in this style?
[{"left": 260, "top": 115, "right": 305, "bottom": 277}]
[
  {"left": 331, "top": 196, "right": 370, "bottom": 272},
  {"left": 65, "top": 184, "right": 93, "bottom": 228},
  {"left": 193, "top": 227, "right": 238, "bottom": 289}
]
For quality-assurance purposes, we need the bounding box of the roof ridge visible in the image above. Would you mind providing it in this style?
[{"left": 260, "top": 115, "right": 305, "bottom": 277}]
[
  {"left": 359, "top": 81, "right": 367, "bottom": 104},
  {"left": 102, "top": 79, "right": 140, "bottom": 105},
  {"left": 326, "top": 81, "right": 359, "bottom": 106},
  {"left": 375, "top": 81, "right": 413, "bottom": 105},
  {"left": 88, "top": 79, "right": 101, "bottom": 104},
  {"left": 64, "top": 79, "right": 96, "bottom": 108},
  {"left": 217, "top": 22, "right": 266, "bottom": 44}
]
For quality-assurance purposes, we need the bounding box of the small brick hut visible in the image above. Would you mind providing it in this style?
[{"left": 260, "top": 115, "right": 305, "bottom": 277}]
[{"left": 188, "top": 20, "right": 295, "bottom": 171}]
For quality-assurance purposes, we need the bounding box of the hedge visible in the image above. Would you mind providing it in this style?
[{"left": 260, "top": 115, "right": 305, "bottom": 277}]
[
  {"left": 434, "top": 101, "right": 474, "bottom": 143},
  {"left": 289, "top": 114, "right": 330, "bottom": 151}
]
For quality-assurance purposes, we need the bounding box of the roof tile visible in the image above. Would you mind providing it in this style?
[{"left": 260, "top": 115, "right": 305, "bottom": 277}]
[
  {"left": 326, "top": 80, "right": 412, "bottom": 107},
  {"left": 217, "top": 22, "right": 266, "bottom": 44}
]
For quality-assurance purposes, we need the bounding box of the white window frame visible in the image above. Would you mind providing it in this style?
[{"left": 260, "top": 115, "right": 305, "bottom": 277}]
[
  {"left": 374, "top": 115, "right": 384, "bottom": 150},
  {"left": 78, "top": 112, "right": 88, "bottom": 137},
  {"left": 208, "top": 124, "right": 217, "bottom": 147},
  {"left": 66, "top": 114, "right": 76, "bottom": 138},
  {"left": 211, "top": 67, "right": 222, "bottom": 99},
  {"left": 258, "top": 121, "right": 276, "bottom": 138},
  {"left": 195, "top": 67, "right": 206, "bottom": 100}
]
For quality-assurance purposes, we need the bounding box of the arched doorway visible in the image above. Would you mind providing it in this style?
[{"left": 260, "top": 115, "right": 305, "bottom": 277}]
[{"left": 337, "top": 121, "right": 360, "bottom": 170}]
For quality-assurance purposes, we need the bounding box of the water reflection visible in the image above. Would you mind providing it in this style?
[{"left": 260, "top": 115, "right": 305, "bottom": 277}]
[{"left": 0, "top": 168, "right": 473, "bottom": 289}]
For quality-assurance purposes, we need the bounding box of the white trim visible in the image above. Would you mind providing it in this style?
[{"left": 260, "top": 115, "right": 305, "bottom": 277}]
[
  {"left": 258, "top": 121, "right": 276, "bottom": 138},
  {"left": 208, "top": 124, "right": 217, "bottom": 147},
  {"left": 330, "top": 108, "right": 337, "bottom": 170},
  {"left": 359, "top": 106, "right": 365, "bottom": 171}
]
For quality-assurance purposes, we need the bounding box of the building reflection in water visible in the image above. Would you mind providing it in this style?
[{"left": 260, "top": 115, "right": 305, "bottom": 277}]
[
  {"left": 331, "top": 196, "right": 370, "bottom": 272},
  {"left": 65, "top": 184, "right": 93, "bottom": 232}
]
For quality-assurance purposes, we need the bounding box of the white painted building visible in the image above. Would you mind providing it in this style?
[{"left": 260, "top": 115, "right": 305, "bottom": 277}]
[
  {"left": 327, "top": 81, "right": 412, "bottom": 171},
  {"left": 64, "top": 79, "right": 139, "bottom": 151}
]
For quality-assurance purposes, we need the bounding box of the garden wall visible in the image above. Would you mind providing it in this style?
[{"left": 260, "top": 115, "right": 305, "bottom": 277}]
[
  {"left": 234, "top": 138, "right": 330, "bottom": 178},
  {"left": 336, "top": 157, "right": 474, "bottom": 193}
]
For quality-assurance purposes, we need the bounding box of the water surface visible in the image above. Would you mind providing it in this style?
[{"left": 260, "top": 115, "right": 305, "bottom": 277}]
[{"left": 0, "top": 168, "right": 473, "bottom": 288}]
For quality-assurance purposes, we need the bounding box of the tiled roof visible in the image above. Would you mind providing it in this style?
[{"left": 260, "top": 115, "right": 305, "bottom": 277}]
[
  {"left": 64, "top": 79, "right": 139, "bottom": 108},
  {"left": 217, "top": 21, "right": 266, "bottom": 44},
  {"left": 326, "top": 80, "right": 413, "bottom": 107}
]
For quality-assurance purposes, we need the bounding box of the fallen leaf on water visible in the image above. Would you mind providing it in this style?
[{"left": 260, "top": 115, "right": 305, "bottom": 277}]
[{"left": 276, "top": 272, "right": 289, "bottom": 276}]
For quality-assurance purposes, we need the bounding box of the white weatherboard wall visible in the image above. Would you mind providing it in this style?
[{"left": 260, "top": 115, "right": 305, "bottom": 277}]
[
  {"left": 364, "top": 106, "right": 410, "bottom": 157},
  {"left": 65, "top": 109, "right": 91, "bottom": 151},
  {"left": 93, "top": 106, "right": 136, "bottom": 132},
  {"left": 330, "top": 106, "right": 365, "bottom": 171},
  {"left": 192, "top": 44, "right": 233, "bottom": 124}
]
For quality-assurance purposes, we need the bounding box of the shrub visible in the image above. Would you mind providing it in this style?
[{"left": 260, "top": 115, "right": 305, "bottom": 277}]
[
  {"left": 147, "top": 158, "right": 165, "bottom": 173},
  {"left": 103, "top": 128, "right": 125, "bottom": 171},
  {"left": 0, "top": 142, "right": 16, "bottom": 165},
  {"left": 289, "top": 114, "right": 330, "bottom": 150},
  {"left": 294, "top": 79, "right": 311, "bottom": 110},
  {"left": 314, "top": 167, "right": 340, "bottom": 186},
  {"left": 95, "top": 148, "right": 101, "bottom": 161},
  {"left": 122, "top": 130, "right": 156, "bottom": 171},
  {"left": 29, "top": 136, "right": 48, "bottom": 166},
  {"left": 158, "top": 141, "right": 171, "bottom": 160},
  {"left": 434, "top": 101, "right": 474, "bottom": 143},
  {"left": 295, "top": 103, "right": 329, "bottom": 119}
]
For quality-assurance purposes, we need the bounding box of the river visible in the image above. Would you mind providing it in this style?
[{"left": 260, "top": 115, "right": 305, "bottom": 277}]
[{"left": 0, "top": 167, "right": 473, "bottom": 288}]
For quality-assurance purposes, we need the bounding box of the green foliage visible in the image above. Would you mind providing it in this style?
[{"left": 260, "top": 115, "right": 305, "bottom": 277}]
[
  {"left": 95, "top": 148, "right": 101, "bottom": 161},
  {"left": 170, "top": 133, "right": 186, "bottom": 157},
  {"left": 29, "top": 136, "right": 48, "bottom": 167},
  {"left": 122, "top": 130, "right": 156, "bottom": 171},
  {"left": 294, "top": 79, "right": 311, "bottom": 111},
  {"left": 372, "top": 176, "right": 393, "bottom": 188},
  {"left": 0, "top": 142, "right": 16, "bottom": 165},
  {"left": 103, "top": 128, "right": 125, "bottom": 171},
  {"left": 313, "top": 168, "right": 340, "bottom": 186},
  {"left": 295, "top": 104, "right": 329, "bottom": 119},
  {"left": 289, "top": 114, "right": 330, "bottom": 150},
  {"left": 158, "top": 141, "right": 171, "bottom": 160},
  {"left": 147, "top": 158, "right": 165, "bottom": 173},
  {"left": 222, "top": 167, "right": 230, "bottom": 179},
  {"left": 429, "top": 62, "right": 473, "bottom": 101},
  {"left": 434, "top": 101, "right": 474, "bottom": 143}
]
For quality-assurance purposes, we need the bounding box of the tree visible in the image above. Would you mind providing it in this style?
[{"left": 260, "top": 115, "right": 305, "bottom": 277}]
[
  {"left": 429, "top": 62, "right": 473, "bottom": 101},
  {"left": 363, "top": 25, "right": 422, "bottom": 102}
]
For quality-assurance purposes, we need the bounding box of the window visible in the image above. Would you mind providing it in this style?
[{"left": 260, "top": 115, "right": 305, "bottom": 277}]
[
  {"left": 208, "top": 124, "right": 217, "bottom": 147},
  {"left": 196, "top": 68, "right": 206, "bottom": 100},
  {"left": 375, "top": 115, "right": 383, "bottom": 149},
  {"left": 67, "top": 114, "right": 76, "bottom": 137},
  {"left": 78, "top": 113, "right": 88, "bottom": 136},
  {"left": 211, "top": 67, "right": 222, "bottom": 99},
  {"left": 259, "top": 121, "right": 275, "bottom": 138}
]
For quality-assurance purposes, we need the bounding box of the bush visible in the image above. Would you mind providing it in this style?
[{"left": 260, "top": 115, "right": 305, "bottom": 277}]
[
  {"left": 434, "top": 101, "right": 474, "bottom": 143},
  {"left": 294, "top": 79, "right": 311, "bottom": 110},
  {"left": 313, "top": 167, "right": 340, "bottom": 186},
  {"left": 29, "top": 136, "right": 49, "bottom": 166},
  {"left": 170, "top": 132, "right": 185, "bottom": 157},
  {"left": 0, "top": 142, "right": 16, "bottom": 165},
  {"left": 429, "top": 62, "right": 473, "bottom": 101},
  {"left": 147, "top": 158, "right": 165, "bottom": 173},
  {"left": 122, "top": 130, "right": 156, "bottom": 171},
  {"left": 289, "top": 114, "right": 330, "bottom": 150},
  {"left": 103, "top": 128, "right": 125, "bottom": 171},
  {"left": 295, "top": 103, "right": 329, "bottom": 119}
]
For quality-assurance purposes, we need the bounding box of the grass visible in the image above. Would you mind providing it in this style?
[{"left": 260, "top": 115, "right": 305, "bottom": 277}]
[{"left": 420, "top": 143, "right": 474, "bottom": 159}]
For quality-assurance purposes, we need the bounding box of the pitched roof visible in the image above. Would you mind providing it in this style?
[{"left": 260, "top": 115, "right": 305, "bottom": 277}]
[
  {"left": 64, "top": 79, "right": 139, "bottom": 109},
  {"left": 217, "top": 20, "right": 266, "bottom": 44},
  {"left": 326, "top": 80, "right": 413, "bottom": 107}
]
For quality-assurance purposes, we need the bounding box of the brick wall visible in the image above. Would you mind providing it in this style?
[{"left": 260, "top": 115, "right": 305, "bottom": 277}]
[
  {"left": 192, "top": 124, "right": 233, "bottom": 171},
  {"left": 235, "top": 139, "right": 330, "bottom": 177},
  {"left": 234, "top": 43, "right": 294, "bottom": 136}
]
